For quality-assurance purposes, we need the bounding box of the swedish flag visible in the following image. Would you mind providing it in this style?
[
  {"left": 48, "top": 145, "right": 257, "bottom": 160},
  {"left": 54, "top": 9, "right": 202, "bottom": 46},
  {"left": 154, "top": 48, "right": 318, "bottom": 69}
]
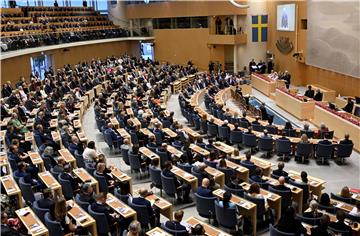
[{"left": 252, "top": 15, "right": 268, "bottom": 42}]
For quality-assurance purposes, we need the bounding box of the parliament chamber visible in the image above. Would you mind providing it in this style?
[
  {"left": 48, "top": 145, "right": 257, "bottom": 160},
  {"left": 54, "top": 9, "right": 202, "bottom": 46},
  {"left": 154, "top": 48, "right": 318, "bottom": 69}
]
[{"left": 0, "top": 1, "right": 359, "bottom": 236}]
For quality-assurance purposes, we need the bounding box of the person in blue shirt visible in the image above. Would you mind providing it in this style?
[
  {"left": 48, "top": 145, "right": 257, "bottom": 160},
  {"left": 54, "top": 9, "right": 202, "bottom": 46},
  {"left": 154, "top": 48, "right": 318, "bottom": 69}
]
[
  {"left": 219, "top": 190, "right": 236, "bottom": 209},
  {"left": 197, "top": 178, "right": 213, "bottom": 197}
]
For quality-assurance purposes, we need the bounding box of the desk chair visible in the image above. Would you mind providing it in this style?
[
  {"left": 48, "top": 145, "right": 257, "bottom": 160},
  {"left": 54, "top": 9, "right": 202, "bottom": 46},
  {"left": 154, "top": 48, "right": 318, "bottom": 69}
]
[{"left": 194, "top": 193, "right": 216, "bottom": 223}]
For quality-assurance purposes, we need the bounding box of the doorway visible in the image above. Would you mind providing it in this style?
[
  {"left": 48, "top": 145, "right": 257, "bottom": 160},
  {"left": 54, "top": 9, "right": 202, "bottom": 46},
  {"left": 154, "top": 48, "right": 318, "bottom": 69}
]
[{"left": 30, "top": 54, "right": 52, "bottom": 80}]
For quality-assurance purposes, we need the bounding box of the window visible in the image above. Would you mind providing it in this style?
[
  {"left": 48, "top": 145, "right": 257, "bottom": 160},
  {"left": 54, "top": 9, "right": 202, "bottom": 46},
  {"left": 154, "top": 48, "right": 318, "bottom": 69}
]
[
  {"left": 191, "top": 16, "right": 208, "bottom": 28},
  {"left": 158, "top": 18, "right": 171, "bottom": 29},
  {"left": 176, "top": 17, "right": 190, "bottom": 28}
]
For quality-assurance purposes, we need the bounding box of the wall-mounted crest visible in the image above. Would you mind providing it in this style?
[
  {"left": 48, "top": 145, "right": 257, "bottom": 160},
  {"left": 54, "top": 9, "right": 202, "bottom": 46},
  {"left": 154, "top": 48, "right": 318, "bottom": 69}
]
[{"left": 276, "top": 37, "right": 293, "bottom": 54}]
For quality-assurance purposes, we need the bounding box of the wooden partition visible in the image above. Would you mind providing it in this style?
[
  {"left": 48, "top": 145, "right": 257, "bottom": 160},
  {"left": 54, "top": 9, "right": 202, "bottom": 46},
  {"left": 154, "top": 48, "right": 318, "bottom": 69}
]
[
  {"left": 275, "top": 89, "right": 315, "bottom": 120},
  {"left": 251, "top": 73, "right": 276, "bottom": 96}
]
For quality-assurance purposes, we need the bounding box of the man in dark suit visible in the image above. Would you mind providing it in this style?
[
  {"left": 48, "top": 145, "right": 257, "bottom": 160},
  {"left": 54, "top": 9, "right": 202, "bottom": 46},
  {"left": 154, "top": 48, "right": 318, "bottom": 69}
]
[
  {"left": 339, "top": 134, "right": 353, "bottom": 145},
  {"left": 37, "top": 188, "right": 55, "bottom": 211},
  {"left": 241, "top": 152, "right": 254, "bottom": 165},
  {"left": 250, "top": 167, "right": 268, "bottom": 183},
  {"left": 132, "top": 188, "right": 159, "bottom": 227},
  {"left": 196, "top": 178, "right": 213, "bottom": 197},
  {"left": 272, "top": 176, "right": 291, "bottom": 192},
  {"left": 318, "top": 134, "right": 332, "bottom": 145},
  {"left": 165, "top": 210, "right": 189, "bottom": 234},
  {"left": 77, "top": 183, "right": 95, "bottom": 204},
  {"left": 226, "top": 174, "right": 243, "bottom": 190},
  {"left": 328, "top": 210, "right": 352, "bottom": 234},
  {"left": 272, "top": 162, "right": 288, "bottom": 178},
  {"left": 311, "top": 215, "right": 331, "bottom": 236},
  {"left": 304, "top": 85, "right": 315, "bottom": 98},
  {"left": 313, "top": 89, "right": 323, "bottom": 101},
  {"left": 59, "top": 165, "right": 80, "bottom": 192},
  {"left": 53, "top": 157, "right": 66, "bottom": 173},
  {"left": 342, "top": 97, "right": 354, "bottom": 113},
  {"left": 162, "top": 161, "right": 191, "bottom": 203}
]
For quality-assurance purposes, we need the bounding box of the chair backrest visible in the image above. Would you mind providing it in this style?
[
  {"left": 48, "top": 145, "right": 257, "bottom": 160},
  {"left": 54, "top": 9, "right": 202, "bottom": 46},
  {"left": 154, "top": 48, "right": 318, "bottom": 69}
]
[
  {"left": 103, "top": 130, "right": 113, "bottom": 148},
  {"left": 243, "top": 133, "right": 257, "bottom": 147},
  {"left": 316, "top": 143, "right": 333, "bottom": 158},
  {"left": 296, "top": 214, "right": 322, "bottom": 226},
  {"left": 34, "top": 134, "right": 44, "bottom": 148},
  {"left": 218, "top": 126, "right": 229, "bottom": 140},
  {"left": 229, "top": 130, "right": 243, "bottom": 144},
  {"left": 217, "top": 167, "right": 234, "bottom": 185},
  {"left": 44, "top": 212, "right": 64, "bottom": 236},
  {"left": 19, "top": 177, "right": 36, "bottom": 203},
  {"left": 204, "top": 159, "right": 217, "bottom": 168},
  {"left": 318, "top": 204, "right": 337, "bottom": 214},
  {"left": 75, "top": 194, "right": 90, "bottom": 211},
  {"left": 7, "top": 155, "right": 18, "bottom": 172},
  {"left": 32, "top": 200, "right": 49, "bottom": 223},
  {"left": 328, "top": 226, "right": 351, "bottom": 236},
  {"left": 214, "top": 200, "right": 237, "bottom": 229},
  {"left": 266, "top": 125, "right": 278, "bottom": 135},
  {"left": 128, "top": 200, "right": 150, "bottom": 227},
  {"left": 154, "top": 131, "right": 162, "bottom": 145},
  {"left": 346, "top": 212, "right": 360, "bottom": 223},
  {"left": 128, "top": 152, "right": 141, "bottom": 171},
  {"left": 121, "top": 146, "right": 130, "bottom": 165},
  {"left": 224, "top": 185, "right": 244, "bottom": 197},
  {"left": 296, "top": 143, "right": 313, "bottom": 156},
  {"left": 244, "top": 193, "right": 266, "bottom": 218},
  {"left": 93, "top": 171, "right": 109, "bottom": 193},
  {"left": 239, "top": 120, "right": 249, "bottom": 128},
  {"left": 161, "top": 172, "right": 177, "bottom": 196},
  {"left": 177, "top": 162, "right": 192, "bottom": 173},
  {"left": 58, "top": 175, "right": 74, "bottom": 200},
  {"left": 146, "top": 144, "right": 157, "bottom": 153},
  {"left": 194, "top": 193, "right": 216, "bottom": 218},
  {"left": 74, "top": 150, "right": 85, "bottom": 168},
  {"left": 239, "top": 162, "right": 256, "bottom": 176},
  {"left": 288, "top": 179, "right": 309, "bottom": 204},
  {"left": 258, "top": 137, "right": 274, "bottom": 151},
  {"left": 276, "top": 139, "right": 292, "bottom": 154},
  {"left": 207, "top": 123, "right": 218, "bottom": 136},
  {"left": 191, "top": 167, "right": 203, "bottom": 186},
  {"left": 161, "top": 223, "right": 189, "bottom": 236},
  {"left": 268, "top": 186, "right": 292, "bottom": 211},
  {"left": 252, "top": 124, "right": 264, "bottom": 132},
  {"left": 85, "top": 162, "right": 96, "bottom": 176},
  {"left": 129, "top": 130, "right": 139, "bottom": 145},
  {"left": 320, "top": 130, "right": 334, "bottom": 139},
  {"left": 330, "top": 193, "right": 354, "bottom": 204},
  {"left": 41, "top": 155, "right": 53, "bottom": 171},
  {"left": 114, "top": 187, "right": 129, "bottom": 203},
  {"left": 156, "top": 149, "right": 169, "bottom": 167},
  {"left": 149, "top": 166, "right": 162, "bottom": 189},
  {"left": 200, "top": 120, "right": 208, "bottom": 133},
  {"left": 269, "top": 224, "right": 295, "bottom": 236},
  {"left": 336, "top": 144, "right": 353, "bottom": 158},
  {"left": 88, "top": 205, "right": 110, "bottom": 235}
]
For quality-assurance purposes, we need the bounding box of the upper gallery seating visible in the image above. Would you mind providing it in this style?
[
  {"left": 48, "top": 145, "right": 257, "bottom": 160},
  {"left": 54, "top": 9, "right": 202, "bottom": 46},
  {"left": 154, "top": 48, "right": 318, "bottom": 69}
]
[{"left": 0, "top": 6, "right": 130, "bottom": 52}]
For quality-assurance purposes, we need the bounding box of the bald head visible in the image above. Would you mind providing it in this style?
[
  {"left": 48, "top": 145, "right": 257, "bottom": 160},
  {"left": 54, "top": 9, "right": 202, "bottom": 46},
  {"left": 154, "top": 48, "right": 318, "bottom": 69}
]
[
  {"left": 278, "top": 176, "right": 286, "bottom": 185},
  {"left": 202, "top": 178, "right": 210, "bottom": 188}
]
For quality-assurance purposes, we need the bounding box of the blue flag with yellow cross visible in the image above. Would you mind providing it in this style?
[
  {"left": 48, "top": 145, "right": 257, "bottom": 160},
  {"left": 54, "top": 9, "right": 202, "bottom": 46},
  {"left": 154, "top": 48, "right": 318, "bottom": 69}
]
[{"left": 252, "top": 15, "right": 268, "bottom": 42}]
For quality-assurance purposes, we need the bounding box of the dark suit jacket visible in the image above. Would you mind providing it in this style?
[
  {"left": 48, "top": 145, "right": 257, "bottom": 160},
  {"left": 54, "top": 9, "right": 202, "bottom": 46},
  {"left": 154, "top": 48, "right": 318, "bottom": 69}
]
[
  {"left": 339, "top": 139, "right": 353, "bottom": 145},
  {"left": 77, "top": 193, "right": 95, "bottom": 204},
  {"left": 37, "top": 198, "right": 55, "bottom": 211},
  {"left": 250, "top": 175, "right": 267, "bottom": 183},
  {"left": 328, "top": 221, "right": 352, "bottom": 234},
  {"left": 318, "top": 140, "right": 332, "bottom": 145},
  {"left": 132, "top": 197, "right": 154, "bottom": 216},
  {"left": 273, "top": 184, "right": 291, "bottom": 192},
  {"left": 59, "top": 172, "right": 78, "bottom": 191},
  {"left": 272, "top": 169, "right": 288, "bottom": 177},
  {"left": 197, "top": 186, "right": 213, "bottom": 197},
  {"left": 165, "top": 221, "right": 188, "bottom": 233},
  {"left": 343, "top": 101, "right": 354, "bottom": 113},
  {"left": 314, "top": 92, "right": 323, "bottom": 101},
  {"left": 90, "top": 202, "right": 115, "bottom": 225},
  {"left": 310, "top": 225, "right": 331, "bottom": 236},
  {"left": 1, "top": 224, "right": 20, "bottom": 236},
  {"left": 304, "top": 89, "right": 315, "bottom": 98},
  {"left": 302, "top": 211, "right": 323, "bottom": 219}
]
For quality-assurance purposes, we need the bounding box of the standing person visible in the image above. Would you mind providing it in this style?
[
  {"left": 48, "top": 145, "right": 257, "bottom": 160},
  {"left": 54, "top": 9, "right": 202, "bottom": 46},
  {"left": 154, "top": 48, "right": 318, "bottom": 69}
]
[
  {"left": 249, "top": 59, "right": 256, "bottom": 74},
  {"left": 82, "top": 0, "right": 87, "bottom": 7},
  {"left": 215, "top": 17, "right": 222, "bottom": 34},
  {"left": 54, "top": 0, "right": 58, "bottom": 7}
]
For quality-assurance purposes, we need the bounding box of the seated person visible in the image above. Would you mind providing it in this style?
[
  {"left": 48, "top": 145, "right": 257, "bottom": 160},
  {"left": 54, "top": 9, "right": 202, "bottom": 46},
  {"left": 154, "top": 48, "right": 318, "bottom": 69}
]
[
  {"left": 59, "top": 164, "right": 80, "bottom": 193},
  {"left": 50, "top": 196, "right": 77, "bottom": 234},
  {"left": 339, "top": 186, "right": 352, "bottom": 198},
  {"left": 328, "top": 210, "right": 352, "bottom": 234},
  {"left": 95, "top": 162, "right": 115, "bottom": 187},
  {"left": 318, "top": 133, "right": 332, "bottom": 145},
  {"left": 339, "top": 134, "right": 353, "bottom": 145},
  {"left": 349, "top": 202, "right": 360, "bottom": 217},
  {"left": 131, "top": 188, "right": 160, "bottom": 227},
  {"left": 313, "top": 89, "right": 323, "bottom": 101},
  {"left": 250, "top": 168, "right": 267, "bottom": 183},
  {"left": 37, "top": 188, "right": 55, "bottom": 211},
  {"left": 197, "top": 178, "right": 213, "bottom": 197},
  {"left": 191, "top": 223, "right": 206, "bottom": 236},
  {"left": 303, "top": 200, "right": 323, "bottom": 218},
  {"left": 127, "top": 220, "right": 142, "bottom": 236},
  {"left": 218, "top": 191, "right": 236, "bottom": 210},
  {"left": 272, "top": 162, "right": 288, "bottom": 177},
  {"left": 165, "top": 210, "right": 190, "bottom": 233},
  {"left": 276, "top": 206, "right": 307, "bottom": 235},
  {"left": 226, "top": 173, "right": 244, "bottom": 190},
  {"left": 272, "top": 176, "right": 291, "bottom": 192},
  {"left": 13, "top": 161, "right": 42, "bottom": 190},
  {"left": 342, "top": 97, "right": 354, "bottom": 113},
  {"left": 304, "top": 85, "right": 315, "bottom": 98},
  {"left": 1, "top": 212, "right": 21, "bottom": 236},
  {"left": 91, "top": 192, "right": 129, "bottom": 233},
  {"left": 162, "top": 161, "right": 192, "bottom": 203},
  {"left": 241, "top": 151, "right": 254, "bottom": 165},
  {"left": 319, "top": 193, "right": 331, "bottom": 207},
  {"left": 311, "top": 215, "right": 331, "bottom": 236},
  {"left": 53, "top": 157, "right": 66, "bottom": 173},
  {"left": 77, "top": 183, "right": 95, "bottom": 205},
  {"left": 217, "top": 158, "right": 230, "bottom": 170},
  {"left": 284, "top": 121, "right": 293, "bottom": 130}
]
